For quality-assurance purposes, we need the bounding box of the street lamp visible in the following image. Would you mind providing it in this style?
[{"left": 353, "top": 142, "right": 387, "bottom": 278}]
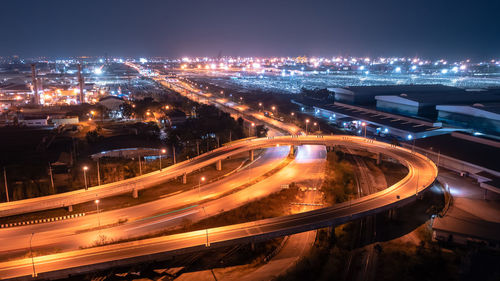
[
  {"left": 201, "top": 206, "right": 210, "bottom": 247},
  {"left": 159, "top": 148, "right": 166, "bottom": 171},
  {"left": 249, "top": 122, "right": 255, "bottom": 136},
  {"left": 198, "top": 176, "right": 206, "bottom": 198},
  {"left": 83, "top": 166, "right": 89, "bottom": 190},
  {"left": 30, "top": 233, "right": 37, "bottom": 277},
  {"left": 305, "top": 119, "right": 310, "bottom": 134},
  {"left": 95, "top": 199, "right": 101, "bottom": 228},
  {"left": 361, "top": 122, "right": 367, "bottom": 138}
]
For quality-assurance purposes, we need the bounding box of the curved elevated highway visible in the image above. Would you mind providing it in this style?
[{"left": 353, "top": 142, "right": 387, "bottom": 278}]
[{"left": 0, "top": 135, "right": 437, "bottom": 280}]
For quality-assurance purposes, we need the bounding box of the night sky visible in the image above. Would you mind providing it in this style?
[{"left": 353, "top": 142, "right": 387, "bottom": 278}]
[{"left": 1, "top": 0, "right": 499, "bottom": 59}]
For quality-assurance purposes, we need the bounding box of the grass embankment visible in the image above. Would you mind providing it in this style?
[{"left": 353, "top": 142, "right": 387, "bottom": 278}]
[
  {"left": 321, "top": 150, "right": 357, "bottom": 204},
  {"left": 378, "top": 159, "right": 409, "bottom": 187},
  {"left": 176, "top": 184, "right": 304, "bottom": 233},
  {"left": 376, "top": 237, "right": 459, "bottom": 281}
]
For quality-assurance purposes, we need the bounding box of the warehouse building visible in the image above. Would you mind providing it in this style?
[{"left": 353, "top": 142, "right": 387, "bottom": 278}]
[
  {"left": 327, "top": 84, "right": 459, "bottom": 105},
  {"left": 436, "top": 103, "right": 500, "bottom": 135},
  {"left": 375, "top": 90, "right": 500, "bottom": 120}
]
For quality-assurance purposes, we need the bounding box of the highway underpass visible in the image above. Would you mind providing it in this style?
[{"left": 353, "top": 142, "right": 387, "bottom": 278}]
[{"left": 0, "top": 135, "right": 438, "bottom": 280}]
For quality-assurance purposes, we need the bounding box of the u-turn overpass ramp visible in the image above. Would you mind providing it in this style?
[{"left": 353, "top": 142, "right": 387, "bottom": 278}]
[{"left": 0, "top": 135, "right": 437, "bottom": 280}]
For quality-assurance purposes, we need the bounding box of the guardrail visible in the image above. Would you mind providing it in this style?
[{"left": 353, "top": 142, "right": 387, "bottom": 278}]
[
  {"left": 0, "top": 213, "right": 86, "bottom": 228},
  {"left": 0, "top": 135, "right": 438, "bottom": 280}
]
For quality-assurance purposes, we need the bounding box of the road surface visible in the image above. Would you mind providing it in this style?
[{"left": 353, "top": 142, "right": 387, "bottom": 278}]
[{"left": 0, "top": 136, "right": 438, "bottom": 280}]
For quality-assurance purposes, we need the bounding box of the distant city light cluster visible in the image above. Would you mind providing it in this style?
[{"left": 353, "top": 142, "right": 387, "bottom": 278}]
[
  {"left": 162, "top": 55, "right": 498, "bottom": 79},
  {"left": 0, "top": 55, "right": 498, "bottom": 110}
]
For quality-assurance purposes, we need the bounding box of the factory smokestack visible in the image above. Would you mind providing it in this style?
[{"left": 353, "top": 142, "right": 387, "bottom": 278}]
[
  {"left": 78, "top": 63, "right": 84, "bottom": 103},
  {"left": 31, "top": 64, "right": 39, "bottom": 105}
]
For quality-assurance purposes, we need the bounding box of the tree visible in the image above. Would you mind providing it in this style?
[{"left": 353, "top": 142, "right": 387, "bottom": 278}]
[
  {"left": 255, "top": 125, "right": 269, "bottom": 137},
  {"left": 120, "top": 103, "right": 133, "bottom": 119},
  {"left": 85, "top": 130, "right": 103, "bottom": 144}
]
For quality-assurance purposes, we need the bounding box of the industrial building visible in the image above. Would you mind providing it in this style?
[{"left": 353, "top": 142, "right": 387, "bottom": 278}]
[
  {"left": 311, "top": 102, "right": 455, "bottom": 140},
  {"left": 320, "top": 85, "right": 500, "bottom": 137},
  {"left": 327, "top": 84, "right": 459, "bottom": 105},
  {"left": 436, "top": 103, "right": 500, "bottom": 135},
  {"left": 375, "top": 90, "right": 500, "bottom": 120}
]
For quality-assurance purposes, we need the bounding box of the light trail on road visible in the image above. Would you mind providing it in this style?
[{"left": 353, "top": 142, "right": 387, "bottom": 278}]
[{"left": 0, "top": 135, "right": 438, "bottom": 280}]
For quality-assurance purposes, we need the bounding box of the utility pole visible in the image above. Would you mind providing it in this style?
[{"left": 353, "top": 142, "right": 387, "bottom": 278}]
[
  {"left": 48, "top": 163, "right": 55, "bottom": 194},
  {"left": 3, "top": 167, "right": 8, "bottom": 202},
  {"left": 172, "top": 145, "right": 176, "bottom": 164},
  {"left": 97, "top": 159, "right": 101, "bottom": 186},
  {"left": 78, "top": 63, "right": 85, "bottom": 103},
  {"left": 31, "top": 64, "right": 39, "bottom": 105},
  {"left": 138, "top": 152, "right": 142, "bottom": 175}
]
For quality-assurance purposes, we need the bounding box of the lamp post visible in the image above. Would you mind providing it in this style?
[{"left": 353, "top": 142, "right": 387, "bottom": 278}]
[
  {"left": 258, "top": 102, "right": 262, "bottom": 112},
  {"left": 30, "top": 232, "right": 37, "bottom": 277},
  {"left": 83, "top": 166, "right": 88, "bottom": 190},
  {"left": 416, "top": 169, "right": 419, "bottom": 196},
  {"left": 201, "top": 206, "right": 210, "bottom": 247},
  {"left": 198, "top": 176, "right": 206, "bottom": 198},
  {"left": 95, "top": 199, "right": 101, "bottom": 228},
  {"left": 361, "top": 122, "right": 367, "bottom": 138},
  {"left": 305, "top": 119, "right": 310, "bottom": 134},
  {"left": 159, "top": 149, "right": 166, "bottom": 171}
]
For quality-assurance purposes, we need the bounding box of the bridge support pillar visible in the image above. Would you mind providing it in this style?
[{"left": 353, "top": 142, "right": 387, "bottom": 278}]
[
  {"left": 132, "top": 188, "right": 138, "bottom": 198},
  {"left": 67, "top": 205, "right": 73, "bottom": 212},
  {"left": 377, "top": 152, "right": 382, "bottom": 165},
  {"left": 216, "top": 159, "right": 222, "bottom": 171},
  {"left": 182, "top": 173, "right": 187, "bottom": 184},
  {"left": 289, "top": 145, "right": 295, "bottom": 157},
  {"left": 249, "top": 150, "right": 254, "bottom": 162},
  {"left": 388, "top": 208, "right": 397, "bottom": 220}
]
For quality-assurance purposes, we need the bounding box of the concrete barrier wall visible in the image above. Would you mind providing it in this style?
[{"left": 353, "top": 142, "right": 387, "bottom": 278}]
[{"left": 0, "top": 136, "right": 435, "bottom": 218}]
